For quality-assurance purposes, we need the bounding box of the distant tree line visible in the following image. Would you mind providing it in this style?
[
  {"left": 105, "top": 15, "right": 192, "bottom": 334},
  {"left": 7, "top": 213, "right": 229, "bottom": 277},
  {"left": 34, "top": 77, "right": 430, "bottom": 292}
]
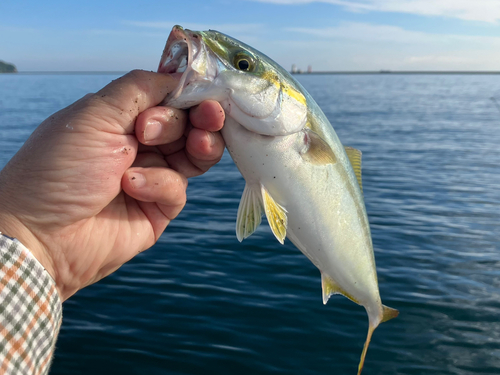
[{"left": 0, "top": 61, "right": 17, "bottom": 73}]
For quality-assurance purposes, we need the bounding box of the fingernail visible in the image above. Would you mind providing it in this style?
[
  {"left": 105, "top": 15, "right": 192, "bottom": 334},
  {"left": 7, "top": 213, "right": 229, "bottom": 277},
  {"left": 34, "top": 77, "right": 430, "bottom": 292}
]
[
  {"left": 208, "top": 132, "right": 216, "bottom": 146},
  {"left": 144, "top": 120, "right": 162, "bottom": 142},
  {"left": 129, "top": 172, "right": 146, "bottom": 189}
]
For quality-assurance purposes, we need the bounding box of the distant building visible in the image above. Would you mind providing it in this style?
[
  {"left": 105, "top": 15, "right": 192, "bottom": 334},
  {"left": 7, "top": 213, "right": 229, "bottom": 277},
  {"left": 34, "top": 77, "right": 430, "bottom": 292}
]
[
  {"left": 291, "top": 64, "right": 297, "bottom": 73},
  {"left": 307, "top": 65, "right": 312, "bottom": 73}
]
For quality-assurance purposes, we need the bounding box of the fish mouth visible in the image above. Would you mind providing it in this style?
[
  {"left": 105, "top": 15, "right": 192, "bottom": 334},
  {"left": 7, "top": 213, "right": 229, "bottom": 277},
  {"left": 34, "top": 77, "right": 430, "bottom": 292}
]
[
  {"left": 158, "top": 25, "right": 192, "bottom": 75},
  {"left": 158, "top": 25, "right": 199, "bottom": 102}
]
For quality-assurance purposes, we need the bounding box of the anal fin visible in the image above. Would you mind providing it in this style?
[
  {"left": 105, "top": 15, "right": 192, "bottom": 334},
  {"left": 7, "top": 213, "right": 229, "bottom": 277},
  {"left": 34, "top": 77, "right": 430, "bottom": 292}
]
[
  {"left": 236, "top": 184, "right": 262, "bottom": 242},
  {"left": 321, "top": 272, "right": 359, "bottom": 305},
  {"left": 261, "top": 185, "right": 287, "bottom": 244}
]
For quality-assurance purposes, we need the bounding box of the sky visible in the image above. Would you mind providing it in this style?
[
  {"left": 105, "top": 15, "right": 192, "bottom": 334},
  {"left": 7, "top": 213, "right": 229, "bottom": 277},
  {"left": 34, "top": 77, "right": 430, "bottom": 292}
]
[{"left": 2, "top": 0, "right": 500, "bottom": 72}]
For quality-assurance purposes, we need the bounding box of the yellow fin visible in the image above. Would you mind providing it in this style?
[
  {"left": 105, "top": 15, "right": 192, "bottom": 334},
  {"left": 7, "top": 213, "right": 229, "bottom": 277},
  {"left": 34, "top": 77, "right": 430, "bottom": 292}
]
[
  {"left": 381, "top": 304, "right": 399, "bottom": 323},
  {"left": 302, "top": 130, "right": 337, "bottom": 165},
  {"left": 236, "top": 184, "right": 263, "bottom": 242},
  {"left": 261, "top": 185, "right": 287, "bottom": 244},
  {"left": 357, "top": 324, "right": 375, "bottom": 375},
  {"left": 358, "top": 305, "right": 399, "bottom": 375},
  {"left": 321, "top": 272, "right": 359, "bottom": 305},
  {"left": 344, "top": 146, "right": 363, "bottom": 193}
]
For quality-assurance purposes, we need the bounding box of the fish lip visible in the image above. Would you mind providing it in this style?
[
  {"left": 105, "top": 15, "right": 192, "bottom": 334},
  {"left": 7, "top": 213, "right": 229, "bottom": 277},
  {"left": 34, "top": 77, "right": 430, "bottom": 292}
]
[{"left": 158, "top": 25, "right": 198, "bottom": 102}]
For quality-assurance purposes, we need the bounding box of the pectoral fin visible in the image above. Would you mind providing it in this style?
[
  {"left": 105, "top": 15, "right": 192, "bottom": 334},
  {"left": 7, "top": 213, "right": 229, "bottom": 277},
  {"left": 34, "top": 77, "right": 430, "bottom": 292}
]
[
  {"left": 261, "top": 186, "right": 287, "bottom": 244},
  {"left": 321, "top": 272, "right": 359, "bottom": 305},
  {"left": 301, "top": 130, "right": 337, "bottom": 165},
  {"left": 236, "top": 184, "right": 263, "bottom": 242},
  {"left": 344, "top": 146, "right": 363, "bottom": 193}
]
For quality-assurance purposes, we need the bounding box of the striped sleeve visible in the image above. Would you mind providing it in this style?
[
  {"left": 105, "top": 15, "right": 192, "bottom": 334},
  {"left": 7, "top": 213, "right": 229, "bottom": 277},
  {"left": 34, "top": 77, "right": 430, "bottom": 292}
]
[{"left": 0, "top": 233, "right": 62, "bottom": 375}]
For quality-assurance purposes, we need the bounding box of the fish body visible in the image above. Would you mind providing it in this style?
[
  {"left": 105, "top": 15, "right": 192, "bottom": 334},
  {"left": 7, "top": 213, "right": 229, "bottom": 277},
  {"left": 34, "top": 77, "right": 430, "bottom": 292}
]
[{"left": 159, "top": 25, "right": 398, "bottom": 374}]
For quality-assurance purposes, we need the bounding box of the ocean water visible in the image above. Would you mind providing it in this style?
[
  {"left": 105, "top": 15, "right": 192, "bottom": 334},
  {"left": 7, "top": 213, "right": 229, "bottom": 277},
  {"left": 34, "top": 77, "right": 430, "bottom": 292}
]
[{"left": 1, "top": 73, "right": 500, "bottom": 375}]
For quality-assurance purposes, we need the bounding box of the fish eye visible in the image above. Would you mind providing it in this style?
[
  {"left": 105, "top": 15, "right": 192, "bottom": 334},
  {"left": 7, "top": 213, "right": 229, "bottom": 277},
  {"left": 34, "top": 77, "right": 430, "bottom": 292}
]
[
  {"left": 233, "top": 52, "right": 255, "bottom": 72},
  {"left": 238, "top": 59, "right": 250, "bottom": 70}
]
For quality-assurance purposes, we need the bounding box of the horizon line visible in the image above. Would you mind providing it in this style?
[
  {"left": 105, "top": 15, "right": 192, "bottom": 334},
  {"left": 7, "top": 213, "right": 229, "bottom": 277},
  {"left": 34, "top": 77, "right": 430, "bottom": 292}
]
[{"left": 2, "top": 70, "right": 500, "bottom": 75}]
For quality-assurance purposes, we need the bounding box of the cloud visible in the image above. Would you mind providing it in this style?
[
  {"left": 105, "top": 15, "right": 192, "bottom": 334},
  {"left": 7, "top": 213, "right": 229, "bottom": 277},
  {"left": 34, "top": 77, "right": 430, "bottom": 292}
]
[
  {"left": 286, "top": 22, "right": 500, "bottom": 45},
  {"left": 274, "top": 22, "right": 500, "bottom": 70},
  {"left": 252, "top": 0, "right": 500, "bottom": 23},
  {"left": 286, "top": 22, "right": 436, "bottom": 43}
]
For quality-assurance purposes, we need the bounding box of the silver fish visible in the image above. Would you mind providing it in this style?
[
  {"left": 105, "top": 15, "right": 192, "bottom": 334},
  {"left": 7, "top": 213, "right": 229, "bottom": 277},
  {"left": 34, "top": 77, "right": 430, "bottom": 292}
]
[{"left": 158, "top": 25, "right": 398, "bottom": 374}]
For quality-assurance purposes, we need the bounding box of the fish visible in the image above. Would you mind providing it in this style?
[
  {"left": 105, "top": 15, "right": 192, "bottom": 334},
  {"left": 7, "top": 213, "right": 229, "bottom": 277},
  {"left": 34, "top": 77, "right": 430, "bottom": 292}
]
[{"left": 158, "top": 25, "right": 398, "bottom": 374}]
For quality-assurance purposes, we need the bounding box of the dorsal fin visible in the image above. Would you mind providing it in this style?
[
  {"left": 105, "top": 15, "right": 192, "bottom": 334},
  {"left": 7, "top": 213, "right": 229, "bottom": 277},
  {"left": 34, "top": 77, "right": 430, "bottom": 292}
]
[
  {"left": 344, "top": 146, "right": 363, "bottom": 193},
  {"left": 261, "top": 185, "right": 287, "bottom": 244}
]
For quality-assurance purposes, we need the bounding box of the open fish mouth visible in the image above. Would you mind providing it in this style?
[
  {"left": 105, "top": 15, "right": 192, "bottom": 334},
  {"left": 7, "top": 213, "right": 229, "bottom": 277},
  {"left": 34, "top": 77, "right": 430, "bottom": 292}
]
[
  {"left": 158, "top": 26, "right": 223, "bottom": 108},
  {"left": 158, "top": 25, "right": 200, "bottom": 102},
  {"left": 158, "top": 25, "right": 193, "bottom": 75}
]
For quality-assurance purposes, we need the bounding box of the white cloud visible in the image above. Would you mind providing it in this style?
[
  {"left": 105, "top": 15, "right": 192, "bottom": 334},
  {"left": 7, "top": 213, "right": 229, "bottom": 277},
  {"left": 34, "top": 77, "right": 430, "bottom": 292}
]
[
  {"left": 286, "top": 21, "right": 500, "bottom": 47},
  {"left": 286, "top": 22, "right": 437, "bottom": 43},
  {"left": 272, "top": 22, "right": 500, "bottom": 70},
  {"left": 253, "top": 0, "right": 500, "bottom": 23}
]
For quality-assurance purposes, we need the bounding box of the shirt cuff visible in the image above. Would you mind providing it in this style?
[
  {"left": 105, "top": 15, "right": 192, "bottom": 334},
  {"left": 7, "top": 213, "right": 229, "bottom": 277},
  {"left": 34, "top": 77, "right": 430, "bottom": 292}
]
[{"left": 0, "top": 233, "right": 62, "bottom": 375}]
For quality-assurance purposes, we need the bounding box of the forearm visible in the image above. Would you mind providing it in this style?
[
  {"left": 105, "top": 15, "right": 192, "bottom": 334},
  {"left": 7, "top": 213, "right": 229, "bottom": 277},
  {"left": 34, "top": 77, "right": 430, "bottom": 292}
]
[{"left": 0, "top": 233, "right": 62, "bottom": 375}]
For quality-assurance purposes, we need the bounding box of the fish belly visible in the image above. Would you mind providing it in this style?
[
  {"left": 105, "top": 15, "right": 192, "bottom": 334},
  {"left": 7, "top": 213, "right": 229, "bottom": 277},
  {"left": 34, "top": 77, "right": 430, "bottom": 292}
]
[{"left": 222, "top": 117, "right": 381, "bottom": 309}]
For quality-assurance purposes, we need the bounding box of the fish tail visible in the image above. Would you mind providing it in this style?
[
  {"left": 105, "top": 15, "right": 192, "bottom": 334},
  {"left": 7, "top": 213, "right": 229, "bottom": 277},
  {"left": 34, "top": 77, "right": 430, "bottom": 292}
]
[
  {"left": 357, "top": 305, "right": 399, "bottom": 375},
  {"left": 381, "top": 304, "right": 399, "bottom": 323},
  {"left": 357, "top": 324, "right": 375, "bottom": 375}
]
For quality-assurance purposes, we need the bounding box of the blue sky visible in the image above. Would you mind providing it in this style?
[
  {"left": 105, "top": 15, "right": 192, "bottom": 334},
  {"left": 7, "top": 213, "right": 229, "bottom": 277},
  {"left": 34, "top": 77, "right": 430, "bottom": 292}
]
[{"left": 2, "top": 0, "right": 500, "bottom": 71}]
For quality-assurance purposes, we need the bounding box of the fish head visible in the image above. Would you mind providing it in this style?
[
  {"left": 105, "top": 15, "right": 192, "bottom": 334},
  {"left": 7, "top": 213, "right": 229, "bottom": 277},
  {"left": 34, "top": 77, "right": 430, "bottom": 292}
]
[{"left": 158, "top": 25, "right": 308, "bottom": 136}]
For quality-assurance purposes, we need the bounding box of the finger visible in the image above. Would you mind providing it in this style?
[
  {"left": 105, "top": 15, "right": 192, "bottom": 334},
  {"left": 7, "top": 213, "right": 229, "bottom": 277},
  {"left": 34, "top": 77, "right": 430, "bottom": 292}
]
[
  {"left": 186, "top": 128, "right": 225, "bottom": 164},
  {"left": 165, "top": 128, "right": 225, "bottom": 178},
  {"left": 89, "top": 70, "right": 179, "bottom": 134},
  {"left": 131, "top": 152, "right": 169, "bottom": 168},
  {"left": 156, "top": 137, "right": 186, "bottom": 156},
  {"left": 122, "top": 167, "right": 187, "bottom": 217},
  {"left": 135, "top": 106, "right": 187, "bottom": 145},
  {"left": 189, "top": 100, "right": 225, "bottom": 132}
]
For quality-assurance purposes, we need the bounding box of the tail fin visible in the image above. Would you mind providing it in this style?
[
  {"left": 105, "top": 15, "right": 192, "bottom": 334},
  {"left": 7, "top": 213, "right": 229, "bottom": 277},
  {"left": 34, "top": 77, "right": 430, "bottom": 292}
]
[
  {"left": 381, "top": 305, "right": 399, "bottom": 323},
  {"left": 357, "top": 305, "right": 399, "bottom": 375}
]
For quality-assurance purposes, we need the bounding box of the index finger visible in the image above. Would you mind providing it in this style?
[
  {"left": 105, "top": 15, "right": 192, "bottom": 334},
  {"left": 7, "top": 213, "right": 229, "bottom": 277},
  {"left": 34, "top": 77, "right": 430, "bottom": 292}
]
[
  {"left": 90, "top": 70, "right": 179, "bottom": 134},
  {"left": 189, "top": 100, "right": 225, "bottom": 132}
]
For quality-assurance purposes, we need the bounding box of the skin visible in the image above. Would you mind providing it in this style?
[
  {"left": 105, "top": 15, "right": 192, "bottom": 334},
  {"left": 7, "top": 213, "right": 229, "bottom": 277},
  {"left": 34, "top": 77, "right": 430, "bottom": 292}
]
[{"left": 0, "top": 70, "right": 225, "bottom": 301}]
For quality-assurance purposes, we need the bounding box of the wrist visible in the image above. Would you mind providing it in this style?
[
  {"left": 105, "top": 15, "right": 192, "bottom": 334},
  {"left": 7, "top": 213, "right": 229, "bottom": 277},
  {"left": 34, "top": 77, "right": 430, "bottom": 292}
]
[{"left": 0, "top": 209, "right": 58, "bottom": 294}]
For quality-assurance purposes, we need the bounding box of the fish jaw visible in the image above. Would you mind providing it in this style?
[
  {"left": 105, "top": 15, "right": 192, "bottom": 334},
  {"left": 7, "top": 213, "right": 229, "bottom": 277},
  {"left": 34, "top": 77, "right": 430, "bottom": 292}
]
[{"left": 158, "top": 26, "right": 225, "bottom": 108}]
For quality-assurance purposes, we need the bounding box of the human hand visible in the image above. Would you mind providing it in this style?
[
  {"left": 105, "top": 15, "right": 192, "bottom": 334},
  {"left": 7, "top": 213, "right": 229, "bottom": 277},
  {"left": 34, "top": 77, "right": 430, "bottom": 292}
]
[{"left": 0, "top": 70, "right": 225, "bottom": 301}]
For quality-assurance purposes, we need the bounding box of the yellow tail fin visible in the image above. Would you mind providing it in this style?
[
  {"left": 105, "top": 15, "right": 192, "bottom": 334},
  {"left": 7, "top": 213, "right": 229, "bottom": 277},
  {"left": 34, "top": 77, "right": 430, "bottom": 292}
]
[
  {"left": 357, "top": 305, "right": 399, "bottom": 375},
  {"left": 381, "top": 305, "right": 399, "bottom": 323}
]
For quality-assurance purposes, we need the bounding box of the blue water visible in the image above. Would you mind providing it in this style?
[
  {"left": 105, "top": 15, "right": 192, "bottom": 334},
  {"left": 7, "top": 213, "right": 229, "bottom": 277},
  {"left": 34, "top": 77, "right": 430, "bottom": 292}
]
[{"left": 1, "top": 73, "right": 500, "bottom": 375}]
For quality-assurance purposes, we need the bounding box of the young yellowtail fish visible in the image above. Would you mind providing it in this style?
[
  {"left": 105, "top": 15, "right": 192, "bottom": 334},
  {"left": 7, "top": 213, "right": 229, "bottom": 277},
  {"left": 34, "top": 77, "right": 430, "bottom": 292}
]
[{"left": 158, "top": 25, "right": 398, "bottom": 374}]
